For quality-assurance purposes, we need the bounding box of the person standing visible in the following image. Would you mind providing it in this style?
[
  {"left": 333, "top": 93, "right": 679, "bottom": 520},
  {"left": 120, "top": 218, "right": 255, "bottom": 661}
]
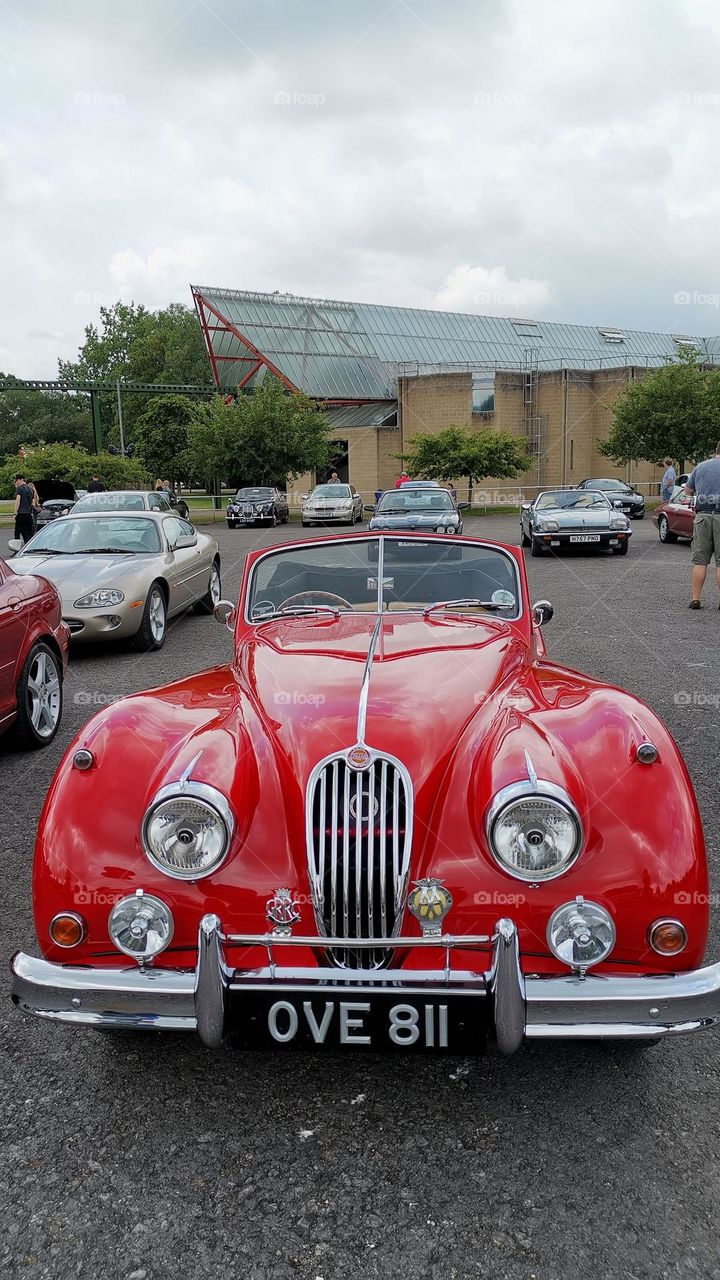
[
  {"left": 27, "top": 480, "right": 41, "bottom": 529},
  {"left": 684, "top": 443, "right": 720, "bottom": 608},
  {"left": 13, "top": 474, "right": 35, "bottom": 545},
  {"left": 395, "top": 470, "right": 409, "bottom": 488},
  {"left": 660, "top": 458, "right": 676, "bottom": 502},
  {"left": 88, "top": 475, "right": 105, "bottom": 493}
]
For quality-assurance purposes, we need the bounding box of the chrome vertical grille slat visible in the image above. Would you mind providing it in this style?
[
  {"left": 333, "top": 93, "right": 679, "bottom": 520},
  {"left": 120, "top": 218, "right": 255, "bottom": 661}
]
[{"left": 307, "top": 750, "right": 413, "bottom": 969}]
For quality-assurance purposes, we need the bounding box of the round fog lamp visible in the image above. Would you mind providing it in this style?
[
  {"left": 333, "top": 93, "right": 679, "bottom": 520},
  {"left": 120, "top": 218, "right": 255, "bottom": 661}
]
[
  {"left": 547, "top": 897, "right": 615, "bottom": 969},
  {"left": 49, "top": 912, "right": 86, "bottom": 948},
  {"left": 649, "top": 918, "right": 687, "bottom": 956},
  {"left": 108, "top": 891, "right": 173, "bottom": 960}
]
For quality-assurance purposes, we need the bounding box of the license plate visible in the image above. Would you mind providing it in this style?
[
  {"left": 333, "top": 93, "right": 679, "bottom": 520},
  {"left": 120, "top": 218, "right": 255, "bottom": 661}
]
[
  {"left": 569, "top": 534, "right": 601, "bottom": 542},
  {"left": 228, "top": 989, "right": 485, "bottom": 1052}
]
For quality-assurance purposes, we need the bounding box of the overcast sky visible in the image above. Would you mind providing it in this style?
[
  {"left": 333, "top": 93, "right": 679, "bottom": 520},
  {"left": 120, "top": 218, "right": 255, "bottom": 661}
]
[{"left": 2, "top": 0, "right": 720, "bottom": 377}]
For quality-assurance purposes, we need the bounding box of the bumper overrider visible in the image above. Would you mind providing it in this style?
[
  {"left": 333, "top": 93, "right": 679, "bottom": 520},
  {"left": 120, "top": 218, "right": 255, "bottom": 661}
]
[{"left": 10, "top": 916, "right": 720, "bottom": 1052}]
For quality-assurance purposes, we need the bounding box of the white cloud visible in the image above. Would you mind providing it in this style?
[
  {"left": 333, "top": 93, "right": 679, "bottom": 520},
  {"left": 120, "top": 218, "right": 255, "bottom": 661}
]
[{"left": 433, "top": 265, "right": 551, "bottom": 316}]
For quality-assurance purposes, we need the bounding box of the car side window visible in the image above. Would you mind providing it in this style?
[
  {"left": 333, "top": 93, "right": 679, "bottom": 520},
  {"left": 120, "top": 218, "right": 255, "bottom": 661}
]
[{"left": 163, "top": 516, "right": 186, "bottom": 548}]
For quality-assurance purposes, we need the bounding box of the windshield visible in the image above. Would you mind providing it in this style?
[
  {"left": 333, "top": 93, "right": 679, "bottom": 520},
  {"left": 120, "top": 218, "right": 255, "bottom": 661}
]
[
  {"left": 378, "top": 490, "right": 454, "bottom": 513},
  {"left": 19, "top": 516, "right": 161, "bottom": 555},
  {"left": 537, "top": 491, "right": 610, "bottom": 510},
  {"left": 236, "top": 488, "right": 274, "bottom": 499},
  {"left": 585, "top": 479, "right": 629, "bottom": 492},
  {"left": 310, "top": 485, "right": 350, "bottom": 498},
  {"left": 74, "top": 492, "right": 146, "bottom": 511},
  {"left": 247, "top": 537, "right": 520, "bottom": 618}
]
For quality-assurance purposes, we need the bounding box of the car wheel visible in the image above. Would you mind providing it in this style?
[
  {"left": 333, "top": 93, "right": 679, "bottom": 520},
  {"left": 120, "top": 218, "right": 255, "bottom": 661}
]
[
  {"left": 130, "top": 582, "right": 167, "bottom": 652},
  {"left": 520, "top": 527, "right": 531, "bottom": 547},
  {"left": 658, "top": 515, "right": 678, "bottom": 543},
  {"left": 194, "top": 559, "right": 222, "bottom": 614},
  {"left": 634, "top": 511, "right": 645, "bottom": 520},
  {"left": 282, "top": 511, "right": 289, "bottom": 524},
  {"left": 301, "top": 519, "right": 309, "bottom": 527},
  {"left": 227, "top": 520, "right": 236, "bottom": 529},
  {"left": 612, "top": 542, "right": 629, "bottom": 555},
  {"left": 269, "top": 511, "right": 278, "bottom": 527},
  {"left": 10, "top": 641, "right": 63, "bottom": 749},
  {"left": 530, "top": 537, "right": 544, "bottom": 557}
]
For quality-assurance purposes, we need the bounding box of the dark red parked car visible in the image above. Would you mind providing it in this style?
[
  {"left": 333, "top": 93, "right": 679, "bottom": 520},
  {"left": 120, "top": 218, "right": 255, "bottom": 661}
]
[
  {"left": 0, "top": 555, "right": 69, "bottom": 748},
  {"left": 653, "top": 492, "right": 695, "bottom": 544}
]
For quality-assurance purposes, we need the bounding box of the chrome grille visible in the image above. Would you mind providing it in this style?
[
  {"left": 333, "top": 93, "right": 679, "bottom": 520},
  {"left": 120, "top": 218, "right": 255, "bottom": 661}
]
[{"left": 306, "top": 752, "right": 413, "bottom": 969}]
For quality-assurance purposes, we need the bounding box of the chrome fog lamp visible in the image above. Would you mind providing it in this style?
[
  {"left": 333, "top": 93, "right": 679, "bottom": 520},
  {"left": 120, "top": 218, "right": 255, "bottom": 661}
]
[
  {"left": 108, "top": 890, "right": 173, "bottom": 960},
  {"left": 141, "top": 781, "right": 233, "bottom": 879},
  {"left": 486, "top": 782, "right": 582, "bottom": 881},
  {"left": 547, "top": 897, "right": 615, "bottom": 970}
]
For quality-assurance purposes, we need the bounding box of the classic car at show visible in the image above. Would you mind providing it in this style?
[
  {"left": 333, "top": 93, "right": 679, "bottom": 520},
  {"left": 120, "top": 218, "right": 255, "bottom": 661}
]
[
  {"left": 654, "top": 492, "right": 695, "bottom": 543},
  {"left": 0, "top": 554, "right": 69, "bottom": 748},
  {"left": 8, "top": 511, "right": 221, "bottom": 650},
  {"left": 226, "top": 486, "right": 289, "bottom": 528},
  {"left": 11, "top": 529, "right": 720, "bottom": 1054},
  {"left": 34, "top": 480, "right": 79, "bottom": 529},
  {"left": 576, "top": 477, "right": 646, "bottom": 519},
  {"left": 73, "top": 489, "right": 190, "bottom": 519},
  {"left": 301, "top": 483, "right": 364, "bottom": 526},
  {"left": 520, "top": 489, "right": 632, "bottom": 556},
  {"left": 367, "top": 485, "right": 468, "bottom": 533}
]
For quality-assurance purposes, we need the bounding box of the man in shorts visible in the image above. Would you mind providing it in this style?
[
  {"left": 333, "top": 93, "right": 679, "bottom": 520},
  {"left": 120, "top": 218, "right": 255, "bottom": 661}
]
[{"left": 684, "top": 443, "right": 720, "bottom": 608}]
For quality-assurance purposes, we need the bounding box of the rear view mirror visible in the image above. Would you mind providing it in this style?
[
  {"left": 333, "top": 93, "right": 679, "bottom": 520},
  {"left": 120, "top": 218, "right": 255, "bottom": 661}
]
[
  {"left": 214, "top": 599, "right": 236, "bottom": 630},
  {"left": 7, "top": 538, "right": 22, "bottom": 554},
  {"left": 532, "top": 599, "right": 554, "bottom": 626},
  {"left": 172, "top": 533, "right": 197, "bottom": 550},
  {"left": 364, "top": 504, "right": 376, "bottom": 513}
]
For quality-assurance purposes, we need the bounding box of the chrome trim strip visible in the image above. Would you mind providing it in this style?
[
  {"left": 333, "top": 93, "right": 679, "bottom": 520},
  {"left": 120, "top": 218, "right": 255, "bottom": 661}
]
[
  {"left": 356, "top": 612, "right": 383, "bottom": 745},
  {"left": 223, "top": 931, "right": 491, "bottom": 949}
]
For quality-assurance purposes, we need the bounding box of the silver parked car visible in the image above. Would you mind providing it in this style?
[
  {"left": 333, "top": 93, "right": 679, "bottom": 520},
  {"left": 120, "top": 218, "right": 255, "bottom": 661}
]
[
  {"left": 73, "top": 489, "right": 190, "bottom": 520},
  {"left": 8, "top": 512, "right": 221, "bottom": 650},
  {"left": 301, "top": 483, "right": 363, "bottom": 526},
  {"left": 520, "top": 489, "right": 631, "bottom": 557}
]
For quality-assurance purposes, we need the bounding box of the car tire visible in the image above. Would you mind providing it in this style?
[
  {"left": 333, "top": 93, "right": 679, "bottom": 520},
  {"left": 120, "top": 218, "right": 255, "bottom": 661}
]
[
  {"left": 282, "top": 511, "right": 289, "bottom": 524},
  {"left": 227, "top": 521, "right": 236, "bottom": 529},
  {"left": 269, "top": 511, "right": 278, "bottom": 527},
  {"left": 521, "top": 527, "right": 531, "bottom": 547},
  {"left": 9, "top": 641, "right": 63, "bottom": 750},
  {"left": 612, "top": 542, "right": 629, "bottom": 555},
  {"left": 301, "top": 519, "right": 309, "bottom": 528},
  {"left": 634, "top": 511, "right": 645, "bottom": 520},
  {"left": 658, "top": 515, "right": 678, "bottom": 543},
  {"left": 130, "top": 582, "right": 167, "bottom": 652},
  {"left": 530, "top": 537, "right": 544, "bottom": 557},
  {"left": 194, "top": 559, "right": 222, "bottom": 614}
]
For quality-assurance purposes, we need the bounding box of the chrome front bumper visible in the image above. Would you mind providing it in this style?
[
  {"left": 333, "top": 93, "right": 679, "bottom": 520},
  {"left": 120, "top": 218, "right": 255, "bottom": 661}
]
[{"left": 10, "top": 916, "right": 720, "bottom": 1052}]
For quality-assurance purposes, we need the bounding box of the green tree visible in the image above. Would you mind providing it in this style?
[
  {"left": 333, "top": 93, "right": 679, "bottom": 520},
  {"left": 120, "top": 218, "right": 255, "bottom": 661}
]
[
  {"left": 0, "top": 373, "right": 92, "bottom": 454},
  {"left": 600, "top": 351, "right": 720, "bottom": 467},
  {"left": 0, "top": 442, "right": 148, "bottom": 496},
  {"left": 187, "top": 379, "right": 332, "bottom": 488},
  {"left": 400, "top": 425, "right": 530, "bottom": 494},
  {"left": 134, "top": 394, "right": 194, "bottom": 482}
]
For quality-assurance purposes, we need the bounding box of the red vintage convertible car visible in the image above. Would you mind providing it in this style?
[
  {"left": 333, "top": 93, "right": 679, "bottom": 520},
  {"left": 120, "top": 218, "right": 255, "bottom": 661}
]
[
  {"left": 0, "top": 554, "right": 69, "bottom": 748},
  {"left": 11, "top": 533, "right": 720, "bottom": 1053}
]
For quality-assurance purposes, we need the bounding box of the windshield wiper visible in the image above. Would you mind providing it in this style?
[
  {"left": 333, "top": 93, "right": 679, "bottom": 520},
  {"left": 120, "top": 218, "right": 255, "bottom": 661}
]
[
  {"left": 423, "top": 598, "right": 515, "bottom": 615},
  {"left": 82, "top": 547, "right": 135, "bottom": 555},
  {"left": 261, "top": 604, "right": 346, "bottom": 619}
]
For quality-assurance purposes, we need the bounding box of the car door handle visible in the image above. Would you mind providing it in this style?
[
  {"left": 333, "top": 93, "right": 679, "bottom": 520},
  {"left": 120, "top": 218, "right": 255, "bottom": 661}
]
[{"left": 8, "top": 597, "right": 24, "bottom": 612}]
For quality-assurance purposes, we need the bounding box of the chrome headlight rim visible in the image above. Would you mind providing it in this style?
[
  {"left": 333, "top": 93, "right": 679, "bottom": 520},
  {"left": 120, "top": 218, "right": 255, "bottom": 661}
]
[
  {"left": 485, "top": 779, "right": 584, "bottom": 882},
  {"left": 546, "top": 897, "right": 616, "bottom": 969},
  {"left": 108, "top": 891, "right": 174, "bottom": 959},
  {"left": 141, "top": 780, "right": 234, "bottom": 881}
]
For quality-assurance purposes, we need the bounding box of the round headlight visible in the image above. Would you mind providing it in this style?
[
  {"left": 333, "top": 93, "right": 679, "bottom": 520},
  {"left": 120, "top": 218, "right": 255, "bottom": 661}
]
[
  {"left": 547, "top": 897, "right": 615, "bottom": 969},
  {"left": 141, "top": 782, "right": 233, "bottom": 879},
  {"left": 108, "top": 891, "right": 173, "bottom": 959},
  {"left": 487, "top": 784, "right": 582, "bottom": 881}
]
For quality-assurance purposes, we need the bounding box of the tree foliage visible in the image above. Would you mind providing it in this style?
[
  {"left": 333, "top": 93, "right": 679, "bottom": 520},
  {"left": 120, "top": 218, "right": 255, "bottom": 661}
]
[
  {"left": 186, "top": 378, "right": 332, "bottom": 486},
  {"left": 133, "top": 395, "right": 194, "bottom": 482},
  {"left": 600, "top": 351, "right": 720, "bottom": 467},
  {"left": 0, "top": 442, "right": 148, "bottom": 497},
  {"left": 0, "top": 373, "right": 92, "bottom": 454},
  {"left": 400, "top": 425, "right": 531, "bottom": 487}
]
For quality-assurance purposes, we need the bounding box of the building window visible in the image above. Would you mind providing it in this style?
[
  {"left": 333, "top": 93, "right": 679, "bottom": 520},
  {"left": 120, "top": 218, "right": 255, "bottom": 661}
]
[
  {"left": 472, "top": 374, "right": 495, "bottom": 413},
  {"left": 598, "top": 328, "right": 625, "bottom": 343}
]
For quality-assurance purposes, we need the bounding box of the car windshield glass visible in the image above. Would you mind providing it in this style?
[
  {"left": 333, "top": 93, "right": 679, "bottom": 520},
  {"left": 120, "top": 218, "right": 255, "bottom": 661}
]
[
  {"left": 19, "top": 516, "right": 161, "bottom": 555},
  {"left": 537, "top": 491, "right": 610, "bottom": 510},
  {"left": 585, "top": 479, "right": 628, "bottom": 492},
  {"left": 377, "top": 491, "right": 454, "bottom": 512},
  {"left": 247, "top": 537, "right": 520, "bottom": 618},
  {"left": 236, "top": 488, "right": 274, "bottom": 499},
  {"left": 311, "top": 485, "right": 350, "bottom": 498},
  {"left": 73, "top": 492, "right": 146, "bottom": 511}
]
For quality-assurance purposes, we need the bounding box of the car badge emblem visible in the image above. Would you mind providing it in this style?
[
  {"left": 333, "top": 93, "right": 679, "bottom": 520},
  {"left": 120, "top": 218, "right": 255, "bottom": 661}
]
[
  {"left": 266, "top": 887, "right": 301, "bottom": 936},
  {"left": 347, "top": 745, "right": 371, "bottom": 771},
  {"left": 407, "top": 878, "right": 453, "bottom": 937}
]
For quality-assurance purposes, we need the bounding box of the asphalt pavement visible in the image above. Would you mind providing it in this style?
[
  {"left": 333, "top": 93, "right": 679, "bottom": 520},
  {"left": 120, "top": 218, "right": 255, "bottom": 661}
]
[{"left": 2, "top": 513, "right": 720, "bottom": 1280}]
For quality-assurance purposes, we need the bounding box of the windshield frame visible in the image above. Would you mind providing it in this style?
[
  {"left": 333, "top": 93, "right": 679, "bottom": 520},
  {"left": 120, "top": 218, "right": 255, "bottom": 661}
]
[
  {"left": 242, "top": 533, "right": 523, "bottom": 624},
  {"left": 536, "top": 490, "right": 612, "bottom": 511}
]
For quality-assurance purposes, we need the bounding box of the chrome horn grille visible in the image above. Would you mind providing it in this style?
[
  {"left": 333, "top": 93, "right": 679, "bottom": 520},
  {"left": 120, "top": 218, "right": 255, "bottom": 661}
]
[{"left": 306, "top": 750, "right": 413, "bottom": 969}]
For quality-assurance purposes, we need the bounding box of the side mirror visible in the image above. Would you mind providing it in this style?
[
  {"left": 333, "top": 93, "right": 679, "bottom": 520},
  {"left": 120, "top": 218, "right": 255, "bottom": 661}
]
[
  {"left": 7, "top": 538, "right": 22, "bottom": 554},
  {"left": 364, "top": 504, "right": 376, "bottom": 513},
  {"left": 457, "top": 501, "right": 470, "bottom": 510},
  {"left": 213, "top": 599, "right": 236, "bottom": 630},
  {"left": 521, "top": 502, "right": 531, "bottom": 511},
  {"left": 172, "top": 532, "right": 197, "bottom": 550},
  {"left": 300, "top": 494, "right": 309, "bottom": 501},
  {"left": 532, "top": 599, "right": 554, "bottom": 626}
]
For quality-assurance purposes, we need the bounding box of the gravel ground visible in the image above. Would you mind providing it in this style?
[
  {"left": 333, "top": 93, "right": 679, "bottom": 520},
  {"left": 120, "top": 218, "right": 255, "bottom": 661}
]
[{"left": 2, "top": 513, "right": 719, "bottom": 1280}]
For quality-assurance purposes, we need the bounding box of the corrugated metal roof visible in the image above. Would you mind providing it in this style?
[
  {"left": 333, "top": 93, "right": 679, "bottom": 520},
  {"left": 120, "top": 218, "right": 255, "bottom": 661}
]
[
  {"left": 192, "top": 285, "right": 720, "bottom": 401},
  {"left": 322, "top": 401, "right": 397, "bottom": 429}
]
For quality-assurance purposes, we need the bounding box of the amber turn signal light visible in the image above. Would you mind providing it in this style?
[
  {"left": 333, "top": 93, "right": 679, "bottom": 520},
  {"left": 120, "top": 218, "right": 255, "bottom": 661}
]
[
  {"left": 49, "top": 912, "right": 86, "bottom": 948},
  {"left": 649, "top": 919, "right": 687, "bottom": 956}
]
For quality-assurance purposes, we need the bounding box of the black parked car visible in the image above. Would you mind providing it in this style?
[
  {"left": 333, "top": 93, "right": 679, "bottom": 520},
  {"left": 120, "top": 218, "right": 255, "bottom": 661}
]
[
  {"left": 34, "top": 480, "right": 78, "bottom": 528},
  {"left": 366, "top": 485, "right": 469, "bottom": 533},
  {"left": 227, "top": 487, "right": 289, "bottom": 528},
  {"left": 576, "top": 478, "right": 645, "bottom": 519}
]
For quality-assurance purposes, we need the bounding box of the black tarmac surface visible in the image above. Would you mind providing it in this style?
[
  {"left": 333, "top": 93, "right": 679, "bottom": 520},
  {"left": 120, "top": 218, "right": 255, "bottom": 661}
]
[{"left": 2, "top": 514, "right": 719, "bottom": 1279}]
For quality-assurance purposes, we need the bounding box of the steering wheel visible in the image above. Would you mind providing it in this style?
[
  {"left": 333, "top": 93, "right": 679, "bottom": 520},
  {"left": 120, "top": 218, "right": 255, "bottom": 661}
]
[{"left": 278, "top": 590, "right": 353, "bottom": 612}]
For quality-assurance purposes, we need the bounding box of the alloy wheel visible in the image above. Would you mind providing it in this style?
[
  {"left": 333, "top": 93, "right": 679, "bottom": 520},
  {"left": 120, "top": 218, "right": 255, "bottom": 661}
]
[{"left": 26, "top": 650, "right": 61, "bottom": 739}]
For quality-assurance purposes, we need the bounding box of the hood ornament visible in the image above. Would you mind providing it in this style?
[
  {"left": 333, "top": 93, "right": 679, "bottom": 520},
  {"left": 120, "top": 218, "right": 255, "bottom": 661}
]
[
  {"left": 407, "top": 877, "right": 453, "bottom": 937},
  {"left": 266, "top": 887, "right": 301, "bottom": 936}
]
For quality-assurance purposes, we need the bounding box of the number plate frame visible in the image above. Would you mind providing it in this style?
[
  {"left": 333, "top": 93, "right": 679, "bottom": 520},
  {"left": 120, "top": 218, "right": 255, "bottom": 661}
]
[{"left": 569, "top": 534, "right": 601, "bottom": 542}]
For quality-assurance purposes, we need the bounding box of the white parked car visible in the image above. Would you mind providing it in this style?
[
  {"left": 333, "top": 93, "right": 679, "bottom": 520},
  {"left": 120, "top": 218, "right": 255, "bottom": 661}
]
[{"left": 301, "top": 483, "right": 364, "bottom": 526}]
